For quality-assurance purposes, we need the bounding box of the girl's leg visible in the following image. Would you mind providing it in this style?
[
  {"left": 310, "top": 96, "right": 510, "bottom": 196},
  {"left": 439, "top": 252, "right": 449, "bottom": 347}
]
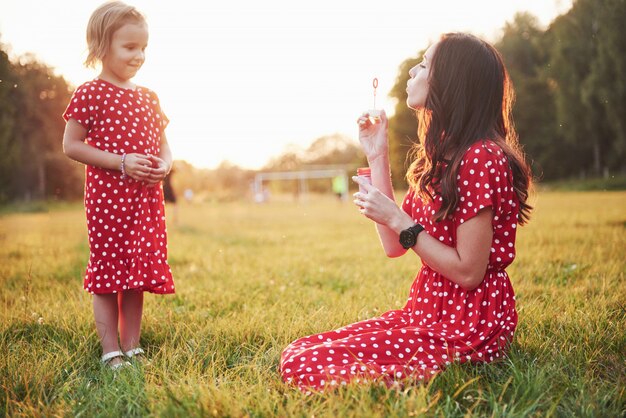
[
  {"left": 93, "top": 293, "right": 123, "bottom": 365},
  {"left": 118, "top": 290, "right": 144, "bottom": 352}
]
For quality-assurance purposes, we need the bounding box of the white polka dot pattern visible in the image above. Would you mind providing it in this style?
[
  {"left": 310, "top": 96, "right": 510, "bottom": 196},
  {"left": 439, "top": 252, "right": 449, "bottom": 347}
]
[
  {"left": 280, "top": 140, "right": 519, "bottom": 392},
  {"left": 63, "top": 79, "right": 174, "bottom": 295}
]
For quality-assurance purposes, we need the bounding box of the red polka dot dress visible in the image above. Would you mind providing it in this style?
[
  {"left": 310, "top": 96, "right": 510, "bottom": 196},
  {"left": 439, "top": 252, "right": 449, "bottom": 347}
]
[
  {"left": 63, "top": 79, "right": 175, "bottom": 295},
  {"left": 281, "top": 140, "right": 519, "bottom": 392}
]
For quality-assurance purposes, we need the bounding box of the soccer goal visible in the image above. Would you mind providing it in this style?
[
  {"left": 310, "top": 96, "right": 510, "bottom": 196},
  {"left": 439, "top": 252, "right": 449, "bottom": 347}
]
[{"left": 253, "top": 168, "right": 350, "bottom": 202}]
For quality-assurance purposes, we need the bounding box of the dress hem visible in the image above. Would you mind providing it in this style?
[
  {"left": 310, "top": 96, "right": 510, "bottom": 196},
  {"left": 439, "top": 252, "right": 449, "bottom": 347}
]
[{"left": 83, "top": 251, "right": 175, "bottom": 295}]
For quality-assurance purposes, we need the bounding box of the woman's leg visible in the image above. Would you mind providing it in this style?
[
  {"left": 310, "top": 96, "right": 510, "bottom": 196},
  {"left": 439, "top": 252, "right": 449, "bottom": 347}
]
[
  {"left": 280, "top": 310, "right": 437, "bottom": 392},
  {"left": 118, "top": 290, "right": 144, "bottom": 352},
  {"left": 93, "top": 293, "right": 123, "bottom": 365}
]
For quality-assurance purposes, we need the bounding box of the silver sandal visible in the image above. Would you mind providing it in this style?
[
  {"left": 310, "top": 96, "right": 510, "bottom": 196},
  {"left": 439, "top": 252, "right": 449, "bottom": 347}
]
[
  {"left": 124, "top": 347, "right": 145, "bottom": 358},
  {"left": 124, "top": 347, "right": 146, "bottom": 362},
  {"left": 101, "top": 350, "right": 131, "bottom": 370}
]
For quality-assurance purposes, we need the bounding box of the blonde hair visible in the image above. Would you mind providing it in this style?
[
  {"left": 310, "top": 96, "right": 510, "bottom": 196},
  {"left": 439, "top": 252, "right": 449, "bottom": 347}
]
[{"left": 85, "top": 1, "right": 146, "bottom": 68}]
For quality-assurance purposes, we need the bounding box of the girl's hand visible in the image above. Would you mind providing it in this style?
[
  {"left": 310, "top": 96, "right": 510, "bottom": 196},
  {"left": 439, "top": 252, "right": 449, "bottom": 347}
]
[
  {"left": 124, "top": 153, "right": 152, "bottom": 181},
  {"left": 356, "top": 109, "right": 389, "bottom": 164},
  {"left": 145, "top": 154, "right": 170, "bottom": 185},
  {"left": 352, "top": 175, "right": 405, "bottom": 228}
]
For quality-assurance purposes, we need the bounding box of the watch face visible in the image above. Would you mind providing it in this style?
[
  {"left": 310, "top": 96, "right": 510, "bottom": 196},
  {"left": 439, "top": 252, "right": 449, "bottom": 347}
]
[{"left": 399, "top": 229, "right": 415, "bottom": 249}]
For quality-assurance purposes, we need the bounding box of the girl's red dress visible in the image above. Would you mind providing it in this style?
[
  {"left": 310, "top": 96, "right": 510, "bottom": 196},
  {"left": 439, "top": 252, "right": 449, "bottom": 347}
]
[
  {"left": 63, "top": 79, "right": 175, "bottom": 295},
  {"left": 280, "top": 140, "right": 519, "bottom": 392}
]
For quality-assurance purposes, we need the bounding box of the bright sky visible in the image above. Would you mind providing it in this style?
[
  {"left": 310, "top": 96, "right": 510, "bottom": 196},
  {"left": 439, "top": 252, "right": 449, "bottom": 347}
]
[{"left": 2, "top": 0, "right": 572, "bottom": 169}]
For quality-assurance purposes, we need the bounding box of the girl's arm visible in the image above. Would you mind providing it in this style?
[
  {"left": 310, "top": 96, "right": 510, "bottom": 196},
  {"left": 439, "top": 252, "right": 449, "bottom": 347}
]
[
  {"left": 353, "top": 178, "right": 493, "bottom": 291},
  {"left": 63, "top": 118, "right": 152, "bottom": 180}
]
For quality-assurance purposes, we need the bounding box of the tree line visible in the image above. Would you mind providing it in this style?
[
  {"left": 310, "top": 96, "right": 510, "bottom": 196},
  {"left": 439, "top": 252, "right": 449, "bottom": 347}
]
[{"left": 0, "top": 0, "right": 624, "bottom": 203}]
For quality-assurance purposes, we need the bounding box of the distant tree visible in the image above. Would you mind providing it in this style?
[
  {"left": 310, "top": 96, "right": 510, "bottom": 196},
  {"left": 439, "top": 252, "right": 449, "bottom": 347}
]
[
  {"left": 496, "top": 13, "right": 570, "bottom": 180},
  {"left": 11, "top": 54, "right": 81, "bottom": 200},
  {"left": 264, "top": 133, "right": 363, "bottom": 171},
  {"left": 213, "top": 160, "right": 254, "bottom": 197},
  {"left": 581, "top": 0, "right": 626, "bottom": 174},
  {"left": 302, "top": 133, "right": 362, "bottom": 166},
  {"left": 0, "top": 42, "right": 82, "bottom": 202},
  {"left": 546, "top": 0, "right": 626, "bottom": 177},
  {"left": 264, "top": 150, "right": 302, "bottom": 172},
  {"left": 0, "top": 46, "right": 18, "bottom": 202}
]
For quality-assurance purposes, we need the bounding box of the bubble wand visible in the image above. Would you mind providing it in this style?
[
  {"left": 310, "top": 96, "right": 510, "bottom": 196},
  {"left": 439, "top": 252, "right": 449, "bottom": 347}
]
[{"left": 368, "top": 77, "right": 381, "bottom": 124}]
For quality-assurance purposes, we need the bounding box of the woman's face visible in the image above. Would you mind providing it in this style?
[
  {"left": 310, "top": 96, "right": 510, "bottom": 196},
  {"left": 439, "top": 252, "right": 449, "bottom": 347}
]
[{"left": 406, "top": 42, "right": 438, "bottom": 110}]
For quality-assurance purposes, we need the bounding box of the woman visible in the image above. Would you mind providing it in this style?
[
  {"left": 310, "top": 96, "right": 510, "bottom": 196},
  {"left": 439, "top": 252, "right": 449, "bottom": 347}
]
[{"left": 280, "top": 33, "right": 533, "bottom": 393}]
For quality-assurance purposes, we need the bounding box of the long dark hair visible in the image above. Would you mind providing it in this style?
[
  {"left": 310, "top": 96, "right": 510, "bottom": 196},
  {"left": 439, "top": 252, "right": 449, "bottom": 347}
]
[{"left": 406, "top": 33, "right": 533, "bottom": 225}]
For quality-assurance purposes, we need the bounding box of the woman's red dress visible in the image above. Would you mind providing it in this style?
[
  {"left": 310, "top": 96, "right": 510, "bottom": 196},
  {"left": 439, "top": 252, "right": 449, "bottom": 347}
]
[{"left": 281, "top": 140, "right": 519, "bottom": 392}]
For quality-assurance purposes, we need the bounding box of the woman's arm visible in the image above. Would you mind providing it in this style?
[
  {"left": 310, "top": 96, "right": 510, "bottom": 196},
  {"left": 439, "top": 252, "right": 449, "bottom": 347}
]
[
  {"left": 353, "top": 178, "right": 493, "bottom": 291},
  {"left": 63, "top": 118, "right": 152, "bottom": 181},
  {"left": 367, "top": 152, "right": 409, "bottom": 258},
  {"left": 356, "top": 110, "right": 409, "bottom": 257},
  {"left": 396, "top": 206, "right": 493, "bottom": 291}
]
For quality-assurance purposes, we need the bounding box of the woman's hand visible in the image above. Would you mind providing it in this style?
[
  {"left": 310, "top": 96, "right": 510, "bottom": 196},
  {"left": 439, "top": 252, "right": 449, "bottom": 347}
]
[
  {"left": 352, "top": 175, "right": 409, "bottom": 230},
  {"left": 356, "top": 109, "right": 389, "bottom": 164},
  {"left": 144, "top": 154, "right": 170, "bottom": 185},
  {"left": 124, "top": 153, "right": 152, "bottom": 181}
]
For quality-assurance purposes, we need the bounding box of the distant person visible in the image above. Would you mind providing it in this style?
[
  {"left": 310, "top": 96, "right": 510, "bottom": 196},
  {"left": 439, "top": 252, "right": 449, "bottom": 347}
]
[
  {"left": 281, "top": 33, "right": 533, "bottom": 392},
  {"left": 332, "top": 175, "right": 348, "bottom": 201},
  {"left": 163, "top": 168, "right": 177, "bottom": 204},
  {"left": 62, "top": 1, "right": 175, "bottom": 370},
  {"left": 163, "top": 168, "right": 178, "bottom": 224}
]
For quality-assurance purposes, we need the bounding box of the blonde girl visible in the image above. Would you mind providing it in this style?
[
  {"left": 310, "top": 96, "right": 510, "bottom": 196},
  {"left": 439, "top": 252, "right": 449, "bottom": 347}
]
[{"left": 62, "top": 1, "right": 175, "bottom": 369}]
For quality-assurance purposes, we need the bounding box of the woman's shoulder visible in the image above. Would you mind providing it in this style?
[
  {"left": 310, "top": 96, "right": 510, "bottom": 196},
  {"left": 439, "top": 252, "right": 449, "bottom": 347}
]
[
  {"left": 457, "top": 139, "right": 511, "bottom": 183},
  {"left": 464, "top": 139, "right": 503, "bottom": 156},
  {"left": 461, "top": 139, "right": 507, "bottom": 166}
]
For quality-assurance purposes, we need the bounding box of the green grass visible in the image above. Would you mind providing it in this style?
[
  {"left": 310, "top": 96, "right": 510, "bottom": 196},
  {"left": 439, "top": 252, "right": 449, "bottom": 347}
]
[
  {"left": 1, "top": 191, "right": 624, "bottom": 417},
  {"left": 539, "top": 175, "right": 626, "bottom": 191}
]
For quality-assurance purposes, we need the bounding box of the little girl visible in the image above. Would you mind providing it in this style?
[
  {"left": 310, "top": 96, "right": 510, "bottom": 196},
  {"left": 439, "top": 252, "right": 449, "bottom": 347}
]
[{"left": 62, "top": 1, "right": 175, "bottom": 369}]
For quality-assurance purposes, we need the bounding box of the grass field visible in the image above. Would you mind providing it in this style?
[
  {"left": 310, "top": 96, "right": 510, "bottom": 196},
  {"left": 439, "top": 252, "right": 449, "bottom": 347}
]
[{"left": 1, "top": 190, "right": 624, "bottom": 417}]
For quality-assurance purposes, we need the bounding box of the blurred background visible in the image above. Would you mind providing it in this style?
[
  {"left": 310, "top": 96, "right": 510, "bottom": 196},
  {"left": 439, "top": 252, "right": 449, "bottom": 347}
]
[{"left": 0, "top": 0, "right": 624, "bottom": 204}]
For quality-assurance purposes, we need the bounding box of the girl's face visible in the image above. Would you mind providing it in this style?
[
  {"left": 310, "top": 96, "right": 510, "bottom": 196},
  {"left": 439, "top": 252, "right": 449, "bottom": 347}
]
[
  {"left": 102, "top": 22, "right": 148, "bottom": 84},
  {"left": 406, "top": 42, "right": 438, "bottom": 110}
]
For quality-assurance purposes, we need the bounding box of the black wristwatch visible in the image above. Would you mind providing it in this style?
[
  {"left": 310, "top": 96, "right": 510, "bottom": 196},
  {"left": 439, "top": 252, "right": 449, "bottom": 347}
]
[{"left": 399, "top": 224, "right": 425, "bottom": 249}]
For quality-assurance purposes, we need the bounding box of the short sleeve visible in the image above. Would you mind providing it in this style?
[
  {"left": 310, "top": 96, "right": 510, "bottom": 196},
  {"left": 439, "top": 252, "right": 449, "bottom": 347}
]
[
  {"left": 454, "top": 141, "right": 515, "bottom": 226},
  {"left": 62, "top": 85, "right": 93, "bottom": 130},
  {"left": 160, "top": 108, "right": 169, "bottom": 130},
  {"left": 401, "top": 189, "right": 414, "bottom": 216},
  {"left": 147, "top": 91, "right": 169, "bottom": 130}
]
